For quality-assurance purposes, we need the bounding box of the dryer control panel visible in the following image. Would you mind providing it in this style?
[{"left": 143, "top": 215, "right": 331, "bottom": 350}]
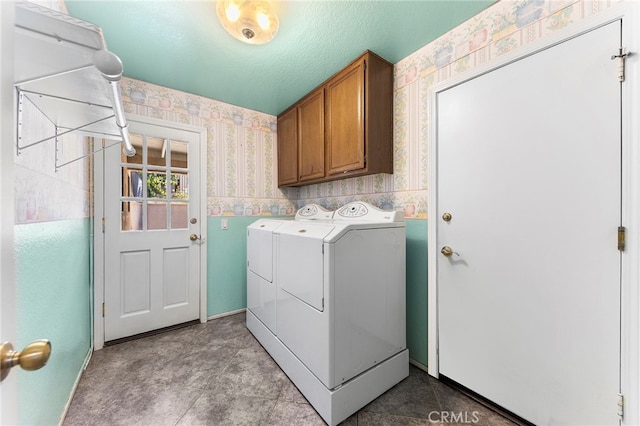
[
  {"left": 335, "top": 202, "right": 403, "bottom": 222},
  {"left": 337, "top": 203, "right": 369, "bottom": 218},
  {"left": 295, "top": 204, "right": 334, "bottom": 221}
]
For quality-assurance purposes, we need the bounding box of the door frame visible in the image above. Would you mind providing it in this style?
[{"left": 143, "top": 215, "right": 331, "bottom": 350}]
[
  {"left": 1, "top": 1, "right": 17, "bottom": 424},
  {"left": 93, "top": 114, "right": 208, "bottom": 350},
  {"left": 427, "top": 3, "right": 639, "bottom": 423}
]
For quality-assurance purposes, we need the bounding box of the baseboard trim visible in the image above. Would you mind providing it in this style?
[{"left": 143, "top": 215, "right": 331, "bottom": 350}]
[
  {"left": 207, "top": 308, "right": 246, "bottom": 321},
  {"left": 409, "top": 358, "right": 428, "bottom": 373},
  {"left": 58, "top": 346, "right": 93, "bottom": 426}
]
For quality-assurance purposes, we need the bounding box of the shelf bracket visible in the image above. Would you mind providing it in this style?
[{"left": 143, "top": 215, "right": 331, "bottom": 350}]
[
  {"left": 14, "top": 62, "right": 95, "bottom": 88},
  {"left": 16, "top": 88, "right": 121, "bottom": 154},
  {"left": 55, "top": 137, "right": 122, "bottom": 171}
]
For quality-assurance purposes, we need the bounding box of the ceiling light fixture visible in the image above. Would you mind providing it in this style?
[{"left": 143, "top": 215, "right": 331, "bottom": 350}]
[{"left": 216, "top": 0, "right": 279, "bottom": 45}]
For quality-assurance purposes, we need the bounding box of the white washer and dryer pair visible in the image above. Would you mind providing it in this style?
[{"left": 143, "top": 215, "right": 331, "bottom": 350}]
[
  {"left": 246, "top": 201, "right": 408, "bottom": 426},
  {"left": 246, "top": 203, "right": 332, "bottom": 335}
]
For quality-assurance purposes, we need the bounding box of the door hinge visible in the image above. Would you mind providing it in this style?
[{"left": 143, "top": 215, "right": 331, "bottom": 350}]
[
  {"left": 101, "top": 217, "right": 105, "bottom": 233},
  {"left": 617, "top": 393, "right": 624, "bottom": 420},
  {"left": 618, "top": 226, "right": 626, "bottom": 251},
  {"left": 102, "top": 303, "right": 106, "bottom": 317},
  {"left": 611, "top": 48, "right": 630, "bottom": 82}
]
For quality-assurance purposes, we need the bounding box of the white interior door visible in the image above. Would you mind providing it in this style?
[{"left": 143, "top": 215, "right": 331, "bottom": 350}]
[
  {"left": 103, "top": 120, "right": 202, "bottom": 342},
  {"left": 436, "top": 21, "right": 621, "bottom": 425}
]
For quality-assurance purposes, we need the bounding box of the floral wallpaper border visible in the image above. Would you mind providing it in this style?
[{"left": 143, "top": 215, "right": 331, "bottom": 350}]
[
  {"left": 121, "top": 79, "right": 278, "bottom": 134},
  {"left": 394, "top": 0, "right": 614, "bottom": 88}
]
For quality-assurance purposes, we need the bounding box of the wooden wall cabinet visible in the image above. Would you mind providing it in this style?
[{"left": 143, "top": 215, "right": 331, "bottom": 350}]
[
  {"left": 277, "top": 107, "right": 298, "bottom": 186},
  {"left": 277, "top": 50, "right": 393, "bottom": 187},
  {"left": 298, "top": 88, "right": 325, "bottom": 182}
]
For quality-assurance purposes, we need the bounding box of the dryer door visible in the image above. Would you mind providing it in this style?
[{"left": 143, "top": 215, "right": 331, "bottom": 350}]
[{"left": 276, "top": 222, "right": 334, "bottom": 311}]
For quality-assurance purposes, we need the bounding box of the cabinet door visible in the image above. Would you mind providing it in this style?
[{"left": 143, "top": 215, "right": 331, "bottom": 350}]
[
  {"left": 298, "top": 88, "right": 325, "bottom": 182},
  {"left": 325, "top": 58, "right": 365, "bottom": 175},
  {"left": 277, "top": 108, "right": 298, "bottom": 186}
]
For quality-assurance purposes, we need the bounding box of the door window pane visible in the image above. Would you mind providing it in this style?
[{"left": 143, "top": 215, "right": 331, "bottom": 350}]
[
  {"left": 171, "top": 173, "right": 189, "bottom": 199},
  {"left": 170, "top": 202, "right": 188, "bottom": 229},
  {"left": 124, "top": 169, "right": 144, "bottom": 198},
  {"left": 122, "top": 201, "right": 143, "bottom": 231},
  {"left": 147, "top": 172, "right": 168, "bottom": 199},
  {"left": 147, "top": 136, "right": 166, "bottom": 167},
  {"left": 171, "top": 140, "right": 188, "bottom": 168},
  {"left": 148, "top": 202, "right": 167, "bottom": 230}
]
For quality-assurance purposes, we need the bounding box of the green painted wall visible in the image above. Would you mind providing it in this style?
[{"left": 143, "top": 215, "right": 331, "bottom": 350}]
[
  {"left": 15, "top": 219, "right": 92, "bottom": 426},
  {"left": 405, "top": 219, "right": 428, "bottom": 366},
  {"left": 207, "top": 216, "right": 261, "bottom": 316}
]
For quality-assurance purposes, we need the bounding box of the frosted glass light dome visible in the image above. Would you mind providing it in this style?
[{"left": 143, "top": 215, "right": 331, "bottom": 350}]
[{"left": 216, "top": 0, "right": 279, "bottom": 45}]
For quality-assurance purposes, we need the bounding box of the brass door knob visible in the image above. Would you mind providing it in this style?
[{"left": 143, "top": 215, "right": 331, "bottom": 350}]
[
  {"left": 441, "top": 246, "right": 454, "bottom": 257},
  {"left": 442, "top": 212, "right": 452, "bottom": 222},
  {"left": 190, "top": 233, "right": 199, "bottom": 241},
  {"left": 0, "top": 340, "right": 51, "bottom": 382}
]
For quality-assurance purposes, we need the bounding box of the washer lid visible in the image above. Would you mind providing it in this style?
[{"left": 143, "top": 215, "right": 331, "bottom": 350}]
[{"left": 247, "top": 219, "right": 288, "bottom": 281}]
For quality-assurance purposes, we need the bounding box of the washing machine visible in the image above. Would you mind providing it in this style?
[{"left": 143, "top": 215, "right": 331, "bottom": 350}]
[
  {"left": 246, "top": 204, "right": 332, "bottom": 333},
  {"left": 246, "top": 201, "right": 408, "bottom": 426}
]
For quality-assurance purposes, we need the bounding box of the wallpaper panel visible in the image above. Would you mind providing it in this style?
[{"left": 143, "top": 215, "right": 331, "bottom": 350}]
[
  {"left": 14, "top": 92, "right": 90, "bottom": 224},
  {"left": 119, "top": 78, "right": 298, "bottom": 217}
]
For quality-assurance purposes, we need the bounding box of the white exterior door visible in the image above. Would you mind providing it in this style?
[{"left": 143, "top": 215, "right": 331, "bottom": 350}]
[
  {"left": 103, "top": 119, "right": 203, "bottom": 342},
  {"left": 436, "top": 21, "right": 621, "bottom": 424}
]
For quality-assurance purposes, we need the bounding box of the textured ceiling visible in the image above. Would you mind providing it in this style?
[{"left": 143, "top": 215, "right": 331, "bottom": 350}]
[{"left": 65, "top": 0, "right": 495, "bottom": 116}]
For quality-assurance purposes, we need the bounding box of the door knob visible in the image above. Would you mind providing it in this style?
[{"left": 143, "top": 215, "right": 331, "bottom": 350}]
[
  {"left": 0, "top": 340, "right": 51, "bottom": 382},
  {"left": 190, "top": 233, "right": 199, "bottom": 241},
  {"left": 441, "top": 246, "right": 455, "bottom": 257}
]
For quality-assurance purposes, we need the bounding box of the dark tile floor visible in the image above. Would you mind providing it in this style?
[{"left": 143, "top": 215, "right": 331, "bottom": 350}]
[{"left": 63, "top": 312, "right": 516, "bottom": 425}]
